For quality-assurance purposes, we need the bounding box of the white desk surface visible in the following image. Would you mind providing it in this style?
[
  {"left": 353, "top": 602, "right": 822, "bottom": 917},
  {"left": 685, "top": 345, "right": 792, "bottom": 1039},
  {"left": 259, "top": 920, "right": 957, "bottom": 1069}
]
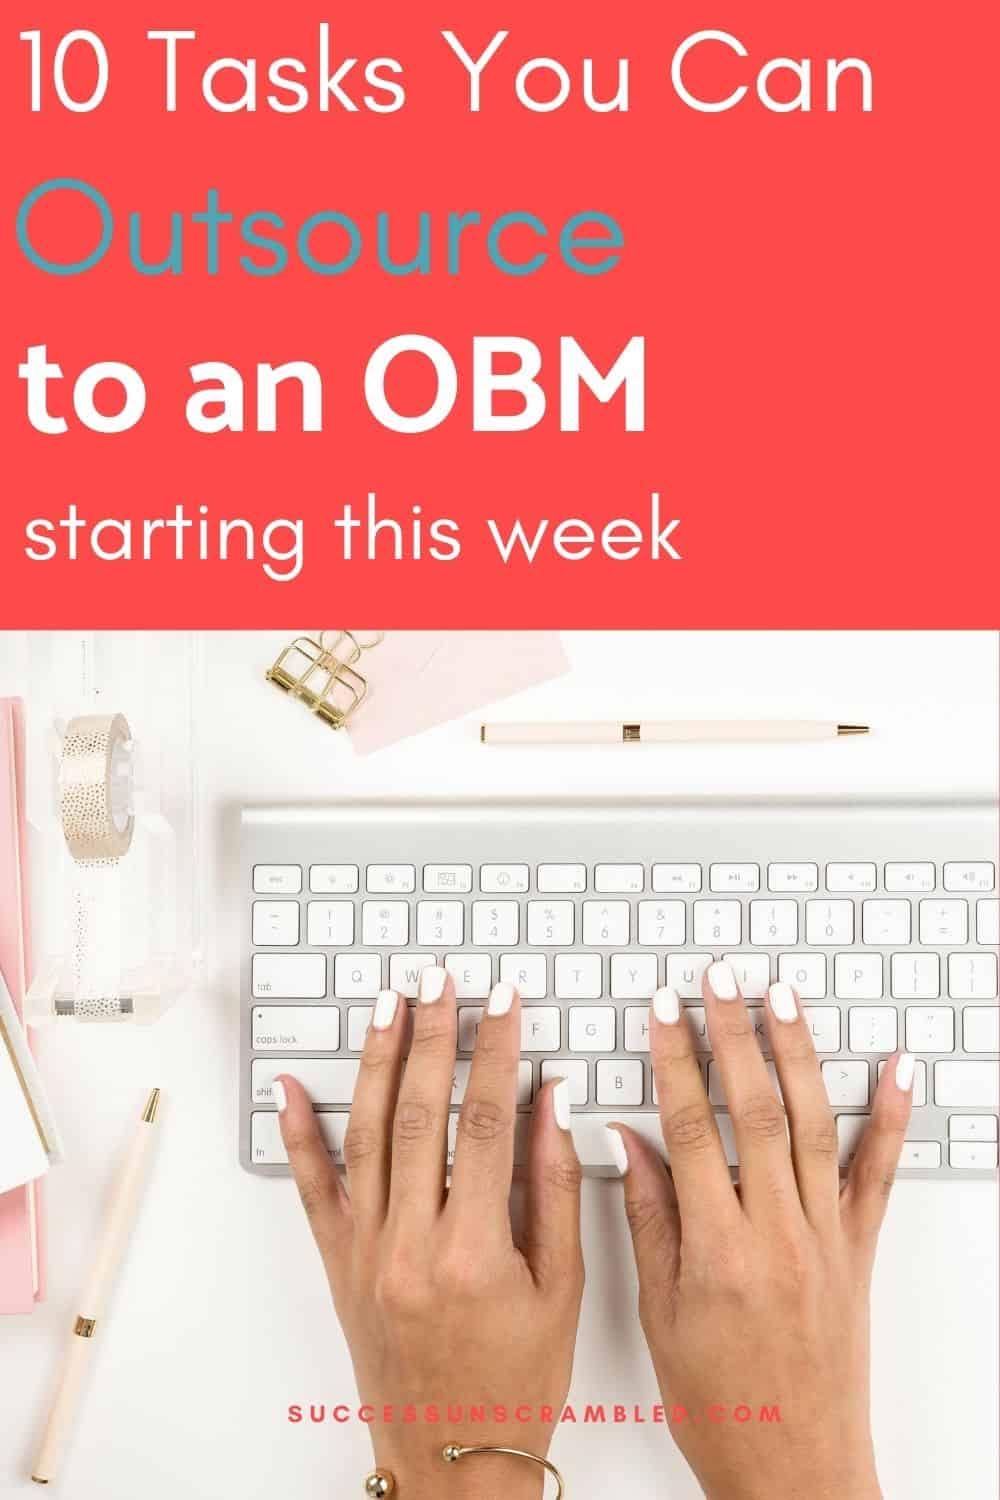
[{"left": 1, "top": 631, "right": 997, "bottom": 1500}]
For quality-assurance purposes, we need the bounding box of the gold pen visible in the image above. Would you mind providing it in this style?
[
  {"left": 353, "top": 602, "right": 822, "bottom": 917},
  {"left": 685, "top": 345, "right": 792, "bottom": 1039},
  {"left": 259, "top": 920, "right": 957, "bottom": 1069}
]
[{"left": 480, "top": 721, "right": 870, "bottom": 746}]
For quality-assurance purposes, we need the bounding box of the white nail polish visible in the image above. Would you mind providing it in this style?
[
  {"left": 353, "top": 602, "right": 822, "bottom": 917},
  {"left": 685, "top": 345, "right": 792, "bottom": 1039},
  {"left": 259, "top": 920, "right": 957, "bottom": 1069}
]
[
  {"left": 273, "top": 1080, "right": 288, "bottom": 1113},
  {"left": 373, "top": 989, "right": 399, "bottom": 1030},
  {"left": 487, "top": 981, "right": 516, "bottom": 1016},
  {"left": 895, "top": 1051, "right": 916, "bottom": 1091},
  {"left": 553, "top": 1079, "right": 572, "bottom": 1132},
  {"left": 768, "top": 982, "right": 798, "bottom": 1023},
  {"left": 606, "top": 1127, "right": 629, "bottom": 1177},
  {"left": 708, "top": 961, "right": 739, "bottom": 1000},
  {"left": 419, "top": 966, "right": 447, "bottom": 1004},
  {"left": 652, "top": 986, "right": 680, "bottom": 1024}
]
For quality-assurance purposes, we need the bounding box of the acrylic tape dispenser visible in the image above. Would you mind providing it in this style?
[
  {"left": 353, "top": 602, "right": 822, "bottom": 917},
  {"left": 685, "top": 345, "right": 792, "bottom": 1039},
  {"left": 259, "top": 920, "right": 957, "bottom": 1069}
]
[{"left": 23, "top": 633, "right": 200, "bottom": 1024}]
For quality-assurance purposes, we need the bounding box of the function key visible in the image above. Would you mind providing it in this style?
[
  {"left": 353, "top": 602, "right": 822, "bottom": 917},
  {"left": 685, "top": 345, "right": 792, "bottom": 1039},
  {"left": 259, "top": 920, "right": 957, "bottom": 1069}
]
[
  {"left": 424, "top": 864, "right": 473, "bottom": 894},
  {"left": 480, "top": 864, "right": 530, "bottom": 894},
  {"left": 884, "top": 862, "right": 936, "bottom": 893},
  {"left": 826, "top": 862, "right": 877, "bottom": 893},
  {"left": 537, "top": 863, "right": 587, "bottom": 893},
  {"left": 709, "top": 863, "right": 760, "bottom": 893},
  {"left": 367, "top": 864, "right": 416, "bottom": 894},
  {"left": 652, "top": 863, "right": 701, "bottom": 893},
  {"left": 252, "top": 864, "right": 301, "bottom": 895},
  {"left": 310, "top": 864, "right": 359, "bottom": 894},
  {"left": 595, "top": 864, "right": 644, "bottom": 894},
  {"left": 943, "top": 862, "right": 996, "bottom": 893},
  {"left": 768, "top": 863, "right": 818, "bottom": 893}
]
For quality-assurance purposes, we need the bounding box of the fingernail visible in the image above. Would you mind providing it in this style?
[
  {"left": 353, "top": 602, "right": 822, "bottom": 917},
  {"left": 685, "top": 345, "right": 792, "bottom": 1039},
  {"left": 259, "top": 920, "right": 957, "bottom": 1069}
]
[
  {"left": 373, "top": 989, "right": 399, "bottom": 1030},
  {"left": 553, "top": 1078, "right": 572, "bottom": 1131},
  {"left": 708, "top": 961, "right": 739, "bottom": 1000},
  {"left": 488, "top": 981, "right": 516, "bottom": 1016},
  {"left": 652, "top": 985, "right": 680, "bottom": 1024},
  {"left": 273, "top": 1080, "right": 288, "bottom": 1112},
  {"left": 895, "top": 1051, "right": 916, "bottom": 1091},
  {"left": 419, "top": 966, "right": 447, "bottom": 1004},
  {"left": 606, "top": 1126, "right": 629, "bottom": 1177},
  {"left": 768, "top": 982, "right": 798, "bottom": 1023}
]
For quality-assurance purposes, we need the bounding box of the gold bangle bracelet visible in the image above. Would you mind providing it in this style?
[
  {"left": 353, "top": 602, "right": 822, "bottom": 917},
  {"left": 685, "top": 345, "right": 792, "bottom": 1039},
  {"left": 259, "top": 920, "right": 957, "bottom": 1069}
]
[{"left": 362, "top": 1442, "right": 565, "bottom": 1497}]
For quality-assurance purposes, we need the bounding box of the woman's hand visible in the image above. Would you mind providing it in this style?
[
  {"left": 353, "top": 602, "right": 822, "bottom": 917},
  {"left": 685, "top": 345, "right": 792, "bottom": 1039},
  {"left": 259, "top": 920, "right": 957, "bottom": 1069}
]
[
  {"left": 275, "top": 968, "right": 584, "bottom": 1500},
  {"left": 613, "top": 961, "right": 914, "bottom": 1500}
]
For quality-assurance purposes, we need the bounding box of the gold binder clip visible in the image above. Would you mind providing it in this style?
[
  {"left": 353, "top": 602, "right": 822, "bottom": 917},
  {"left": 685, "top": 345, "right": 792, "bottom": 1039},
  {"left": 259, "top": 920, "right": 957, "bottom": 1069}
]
[{"left": 266, "top": 631, "right": 384, "bottom": 730}]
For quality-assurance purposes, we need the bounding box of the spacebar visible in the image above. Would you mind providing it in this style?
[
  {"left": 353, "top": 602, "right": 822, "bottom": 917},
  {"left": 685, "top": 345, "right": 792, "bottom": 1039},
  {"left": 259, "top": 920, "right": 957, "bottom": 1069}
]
[{"left": 563, "top": 1112, "right": 737, "bottom": 1177}]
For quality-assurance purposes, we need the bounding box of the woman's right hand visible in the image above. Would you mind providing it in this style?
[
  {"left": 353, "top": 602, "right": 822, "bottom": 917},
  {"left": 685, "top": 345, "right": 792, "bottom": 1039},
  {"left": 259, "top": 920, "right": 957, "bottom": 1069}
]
[{"left": 613, "top": 961, "right": 914, "bottom": 1500}]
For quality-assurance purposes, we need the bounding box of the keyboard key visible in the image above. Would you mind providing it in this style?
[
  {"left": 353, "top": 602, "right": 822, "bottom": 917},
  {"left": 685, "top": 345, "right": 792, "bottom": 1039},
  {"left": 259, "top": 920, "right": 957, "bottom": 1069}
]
[
  {"left": 347, "top": 1006, "right": 374, "bottom": 1049},
  {"left": 252, "top": 953, "right": 326, "bottom": 999},
  {"left": 681, "top": 1007, "right": 712, "bottom": 1051},
  {"left": 637, "top": 901, "right": 685, "bottom": 946},
  {"left": 905, "top": 1007, "right": 954, "bottom": 1053},
  {"left": 978, "top": 899, "right": 1000, "bottom": 946},
  {"left": 480, "top": 864, "right": 529, "bottom": 894},
  {"left": 444, "top": 953, "right": 492, "bottom": 998},
  {"left": 472, "top": 901, "right": 519, "bottom": 945},
  {"left": 836, "top": 955, "right": 883, "bottom": 1001},
  {"left": 457, "top": 1007, "right": 483, "bottom": 1050},
  {"left": 252, "top": 901, "right": 300, "bottom": 946},
  {"left": 362, "top": 901, "right": 409, "bottom": 946},
  {"left": 836, "top": 1114, "right": 869, "bottom": 1166},
  {"left": 693, "top": 900, "right": 741, "bottom": 946},
  {"left": 252, "top": 1058, "right": 358, "bottom": 1105},
  {"left": 611, "top": 954, "right": 659, "bottom": 1000},
  {"left": 898, "top": 1141, "right": 941, "bottom": 1169},
  {"left": 823, "top": 1061, "right": 870, "bottom": 1106},
  {"left": 537, "top": 864, "right": 587, "bottom": 893},
  {"left": 884, "top": 863, "right": 936, "bottom": 893},
  {"left": 710, "top": 864, "right": 760, "bottom": 893},
  {"left": 388, "top": 953, "right": 435, "bottom": 997},
  {"left": 541, "top": 1059, "right": 589, "bottom": 1103},
  {"left": 827, "top": 863, "right": 876, "bottom": 893},
  {"left": 848, "top": 1006, "right": 896, "bottom": 1052},
  {"left": 666, "top": 955, "right": 712, "bottom": 998},
  {"left": 333, "top": 953, "right": 381, "bottom": 998},
  {"left": 596, "top": 1060, "right": 644, "bottom": 1105},
  {"left": 878, "top": 1057, "right": 928, "bottom": 1105},
  {"left": 583, "top": 901, "right": 630, "bottom": 946},
  {"left": 950, "top": 1142, "right": 998, "bottom": 1169},
  {"left": 723, "top": 953, "right": 771, "bottom": 999},
  {"left": 652, "top": 864, "right": 701, "bottom": 893},
  {"left": 555, "top": 953, "right": 603, "bottom": 999},
  {"left": 949, "top": 1115, "right": 998, "bottom": 1142},
  {"left": 522, "top": 1007, "right": 562, "bottom": 1051},
  {"left": 803, "top": 1006, "right": 841, "bottom": 1053},
  {"left": 920, "top": 899, "right": 968, "bottom": 945},
  {"left": 862, "top": 900, "right": 911, "bottom": 946},
  {"left": 778, "top": 953, "right": 826, "bottom": 999},
  {"left": 891, "top": 953, "right": 940, "bottom": 999},
  {"left": 708, "top": 1060, "right": 782, "bottom": 1108},
  {"left": 252, "top": 1110, "right": 349, "bottom": 1166},
  {"left": 307, "top": 901, "right": 355, "bottom": 947},
  {"left": 253, "top": 864, "right": 301, "bottom": 895},
  {"left": 768, "top": 863, "right": 818, "bottom": 893},
  {"left": 595, "top": 864, "right": 644, "bottom": 893},
  {"left": 423, "top": 864, "right": 473, "bottom": 893},
  {"left": 936, "top": 1062, "right": 999, "bottom": 1109},
  {"left": 948, "top": 954, "right": 998, "bottom": 1001},
  {"left": 527, "top": 901, "right": 575, "bottom": 946},
  {"left": 367, "top": 865, "right": 416, "bottom": 894},
  {"left": 451, "top": 1060, "right": 533, "bottom": 1106},
  {"left": 943, "top": 862, "right": 995, "bottom": 893},
  {"left": 750, "top": 900, "right": 797, "bottom": 946},
  {"left": 417, "top": 901, "right": 464, "bottom": 946},
  {"left": 569, "top": 1006, "right": 616, "bottom": 1052},
  {"left": 252, "top": 1006, "right": 340, "bottom": 1051},
  {"left": 964, "top": 1006, "right": 1000, "bottom": 1053},
  {"left": 499, "top": 953, "right": 547, "bottom": 999},
  {"left": 806, "top": 901, "right": 854, "bottom": 945},
  {"left": 624, "top": 1005, "right": 652, "bottom": 1051},
  {"left": 309, "top": 865, "right": 359, "bottom": 894}
]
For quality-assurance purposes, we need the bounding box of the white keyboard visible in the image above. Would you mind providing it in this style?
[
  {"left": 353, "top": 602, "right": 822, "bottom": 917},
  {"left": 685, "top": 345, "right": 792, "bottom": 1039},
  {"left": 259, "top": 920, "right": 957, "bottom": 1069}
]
[{"left": 239, "top": 800, "right": 1000, "bottom": 1180}]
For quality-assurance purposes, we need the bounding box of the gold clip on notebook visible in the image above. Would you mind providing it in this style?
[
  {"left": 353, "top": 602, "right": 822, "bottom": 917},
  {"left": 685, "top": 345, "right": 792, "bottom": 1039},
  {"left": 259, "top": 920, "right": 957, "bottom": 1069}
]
[
  {"left": 266, "top": 631, "right": 383, "bottom": 729},
  {"left": 0, "top": 972, "right": 63, "bottom": 1196}
]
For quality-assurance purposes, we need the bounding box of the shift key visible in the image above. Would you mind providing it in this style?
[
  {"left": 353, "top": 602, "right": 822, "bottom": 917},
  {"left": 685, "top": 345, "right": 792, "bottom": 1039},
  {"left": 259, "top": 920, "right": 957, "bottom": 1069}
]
[{"left": 935, "top": 1061, "right": 999, "bottom": 1109}]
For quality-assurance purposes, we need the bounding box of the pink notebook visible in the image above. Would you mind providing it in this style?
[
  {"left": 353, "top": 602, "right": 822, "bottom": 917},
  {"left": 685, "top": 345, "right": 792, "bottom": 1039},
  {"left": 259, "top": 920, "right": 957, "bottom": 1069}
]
[{"left": 0, "top": 697, "right": 45, "bottom": 1313}]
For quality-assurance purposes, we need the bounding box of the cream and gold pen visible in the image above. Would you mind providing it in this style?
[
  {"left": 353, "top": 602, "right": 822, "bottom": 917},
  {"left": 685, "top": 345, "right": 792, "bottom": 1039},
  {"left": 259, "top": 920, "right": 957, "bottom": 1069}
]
[
  {"left": 481, "top": 721, "right": 869, "bottom": 746},
  {"left": 32, "top": 1089, "right": 162, "bottom": 1486}
]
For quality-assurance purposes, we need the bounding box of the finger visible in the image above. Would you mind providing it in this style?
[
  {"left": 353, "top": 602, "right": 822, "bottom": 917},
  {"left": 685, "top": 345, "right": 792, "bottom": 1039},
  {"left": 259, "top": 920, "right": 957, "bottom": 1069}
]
[
  {"left": 649, "top": 984, "right": 740, "bottom": 1232},
  {"left": 765, "top": 981, "right": 841, "bottom": 1228},
  {"left": 609, "top": 1122, "right": 682, "bottom": 1296},
  {"left": 276, "top": 1073, "right": 352, "bottom": 1283},
  {"left": 521, "top": 1078, "right": 584, "bottom": 1292},
  {"left": 703, "top": 960, "right": 798, "bottom": 1222},
  {"left": 386, "top": 965, "right": 456, "bottom": 1225},
  {"left": 447, "top": 981, "right": 522, "bottom": 1233},
  {"left": 342, "top": 988, "right": 406, "bottom": 1234},
  {"left": 841, "top": 1050, "right": 915, "bottom": 1250}
]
